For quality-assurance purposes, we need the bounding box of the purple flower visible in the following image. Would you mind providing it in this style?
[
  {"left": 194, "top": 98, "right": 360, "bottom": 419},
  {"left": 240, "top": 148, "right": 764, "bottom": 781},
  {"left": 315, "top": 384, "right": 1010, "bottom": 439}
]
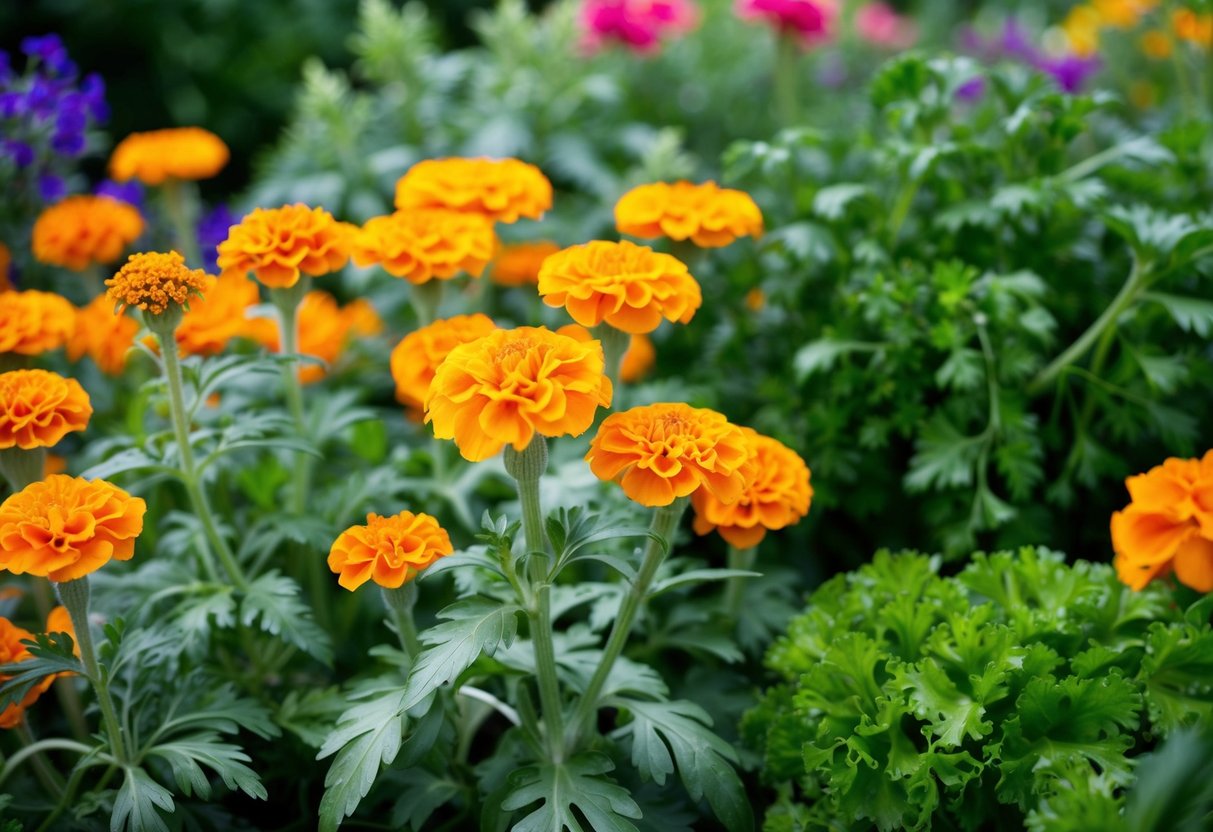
[
  {"left": 96, "top": 179, "right": 144, "bottom": 209},
  {"left": 20, "top": 35, "right": 73, "bottom": 77},
  {"left": 0, "top": 90, "right": 25, "bottom": 118},
  {"left": 2, "top": 139, "right": 35, "bottom": 167},
  {"left": 197, "top": 204, "right": 237, "bottom": 272},
  {"left": 0, "top": 51, "right": 11, "bottom": 85},
  {"left": 998, "top": 20, "right": 1039, "bottom": 62},
  {"left": 80, "top": 73, "right": 108, "bottom": 122},
  {"left": 955, "top": 76, "right": 986, "bottom": 102},
  {"left": 51, "top": 129, "right": 85, "bottom": 156},
  {"left": 26, "top": 76, "right": 58, "bottom": 117},
  {"left": 1036, "top": 53, "right": 1101, "bottom": 93},
  {"left": 37, "top": 173, "right": 66, "bottom": 202}
]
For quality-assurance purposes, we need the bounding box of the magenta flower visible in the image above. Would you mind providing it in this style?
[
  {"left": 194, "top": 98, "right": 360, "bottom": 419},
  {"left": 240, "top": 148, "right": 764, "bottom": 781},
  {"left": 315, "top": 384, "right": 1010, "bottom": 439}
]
[
  {"left": 735, "top": 0, "right": 838, "bottom": 47},
  {"left": 579, "top": 0, "right": 698, "bottom": 54},
  {"left": 855, "top": 2, "right": 917, "bottom": 49}
]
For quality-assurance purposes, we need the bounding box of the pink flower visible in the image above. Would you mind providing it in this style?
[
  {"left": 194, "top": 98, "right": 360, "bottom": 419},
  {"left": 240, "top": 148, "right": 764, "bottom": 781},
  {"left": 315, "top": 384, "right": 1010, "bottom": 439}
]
[
  {"left": 580, "top": 0, "right": 699, "bottom": 54},
  {"left": 855, "top": 2, "right": 917, "bottom": 49},
  {"left": 735, "top": 0, "right": 839, "bottom": 47}
]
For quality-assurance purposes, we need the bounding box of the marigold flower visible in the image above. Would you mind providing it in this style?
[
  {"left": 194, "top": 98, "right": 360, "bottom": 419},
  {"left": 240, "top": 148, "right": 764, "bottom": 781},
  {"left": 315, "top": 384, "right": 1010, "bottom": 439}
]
[
  {"left": 0, "top": 617, "right": 55, "bottom": 729},
  {"left": 491, "top": 241, "right": 561, "bottom": 287},
  {"left": 175, "top": 272, "right": 262, "bottom": 357},
  {"left": 352, "top": 210, "right": 495, "bottom": 285},
  {"left": 736, "top": 0, "right": 839, "bottom": 47},
  {"left": 31, "top": 196, "right": 144, "bottom": 272},
  {"left": 1063, "top": 6, "right": 1102, "bottom": 57},
  {"left": 0, "top": 370, "right": 92, "bottom": 450},
  {"left": 538, "top": 240, "right": 700, "bottom": 334},
  {"left": 1093, "top": 0, "right": 1156, "bottom": 28},
  {"left": 1174, "top": 8, "right": 1213, "bottom": 46},
  {"left": 1141, "top": 29, "right": 1174, "bottom": 59},
  {"left": 586, "top": 403, "right": 752, "bottom": 507},
  {"left": 0, "top": 290, "right": 76, "bottom": 356},
  {"left": 68, "top": 295, "right": 138, "bottom": 375},
  {"left": 328, "top": 511, "right": 453, "bottom": 591},
  {"left": 394, "top": 158, "right": 553, "bottom": 224},
  {"left": 692, "top": 428, "right": 812, "bottom": 547},
  {"left": 556, "top": 324, "right": 655, "bottom": 383},
  {"left": 391, "top": 314, "right": 497, "bottom": 412},
  {"left": 109, "top": 127, "right": 229, "bottom": 185},
  {"left": 0, "top": 474, "right": 145, "bottom": 583},
  {"left": 216, "top": 204, "right": 354, "bottom": 289},
  {"left": 615, "top": 181, "right": 763, "bottom": 248},
  {"left": 1111, "top": 451, "right": 1213, "bottom": 592},
  {"left": 105, "top": 251, "right": 207, "bottom": 316},
  {"left": 426, "top": 326, "right": 613, "bottom": 462}
]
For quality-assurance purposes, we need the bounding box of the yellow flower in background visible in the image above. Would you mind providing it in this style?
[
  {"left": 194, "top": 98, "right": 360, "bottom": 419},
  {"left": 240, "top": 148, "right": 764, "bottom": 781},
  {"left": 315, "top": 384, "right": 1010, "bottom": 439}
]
[
  {"left": 1063, "top": 6, "right": 1102, "bottom": 56},
  {"left": 68, "top": 295, "right": 138, "bottom": 375},
  {"left": 394, "top": 157, "right": 553, "bottom": 224},
  {"left": 391, "top": 314, "right": 497, "bottom": 412},
  {"left": 217, "top": 204, "right": 354, "bottom": 289},
  {"left": 106, "top": 251, "right": 207, "bottom": 316},
  {"left": 615, "top": 181, "right": 763, "bottom": 248},
  {"left": 1093, "top": 0, "right": 1157, "bottom": 28},
  {"left": 109, "top": 127, "right": 229, "bottom": 185},
  {"left": 1140, "top": 29, "right": 1174, "bottom": 58},
  {"left": 491, "top": 241, "right": 561, "bottom": 287},
  {"left": 32, "top": 196, "right": 144, "bottom": 272},
  {"left": 0, "top": 291, "right": 76, "bottom": 356},
  {"left": 352, "top": 210, "right": 496, "bottom": 284},
  {"left": 1174, "top": 8, "right": 1213, "bottom": 46},
  {"left": 328, "top": 511, "right": 453, "bottom": 591}
]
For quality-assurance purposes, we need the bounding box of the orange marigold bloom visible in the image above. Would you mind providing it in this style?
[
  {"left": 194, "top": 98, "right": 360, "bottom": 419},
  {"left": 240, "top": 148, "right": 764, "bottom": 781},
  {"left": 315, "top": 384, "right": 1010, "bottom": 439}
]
[
  {"left": 1174, "top": 8, "right": 1213, "bottom": 45},
  {"left": 426, "top": 326, "right": 613, "bottom": 462},
  {"left": 0, "top": 290, "right": 75, "bottom": 356},
  {"left": 538, "top": 240, "right": 701, "bottom": 334},
  {"left": 615, "top": 181, "right": 763, "bottom": 248},
  {"left": 394, "top": 157, "right": 553, "bottom": 224},
  {"left": 106, "top": 251, "right": 207, "bottom": 316},
  {"left": 691, "top": 428, "right": 812, "bottom": 548},
  {"left": 0, "top": 617, "right": 55, "bottom": 729},
  {"left": 352, "top": 210, "right": 495, "bottom": 285},
  {"left": 0, "top": 475, "right": 146, "bottom": 583},
  {"left": 586, "top": 403, "right": 752, "bottom": 507},
  {"left": 0, "top": 370, "right": 92, "bottom": 450},
  {"left": 31, "top": 196, "right": 144, "bottom": 272},
  {"left": 556, "top": 324, "right": 656, "bottom": 383},
  {"left": 175, "top": 272, "right": 262, "bottom": 357},
  {"left": 216, "top": 204, "right": 354, "bottom": 289},
  {"left": 391, "top": 314, "right": 497, "bottom": 412},
  {"left": 491, "top": 241, "right": 561, "bottom": 286},
  {"left": 45, "top": 605, "right": 80, "bottom": 664},
  {"left": 258, "top": 292, "right": 383, "bottom": 384},
  {"left": 328, "top": 510, "right": 453, "bottom": 591},
  {"left": 109, "top": 127, "right": 229, "bottom": 185},
  {"left": 1111, "top": 451, "right": 1213, "bottom": 592},
  {"left": 1141, "top": 30, "right": 1174, "bottom": 59},
  {"left": 68, "top": 295, "right": 138, "bottom": 375}
]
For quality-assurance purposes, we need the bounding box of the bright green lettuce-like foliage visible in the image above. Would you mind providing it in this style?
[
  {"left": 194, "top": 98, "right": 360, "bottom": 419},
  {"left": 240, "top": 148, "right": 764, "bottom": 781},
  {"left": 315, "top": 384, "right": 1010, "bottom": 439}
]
[{"left": 744, "top": 548, "right": 1213, "bottom": 831}]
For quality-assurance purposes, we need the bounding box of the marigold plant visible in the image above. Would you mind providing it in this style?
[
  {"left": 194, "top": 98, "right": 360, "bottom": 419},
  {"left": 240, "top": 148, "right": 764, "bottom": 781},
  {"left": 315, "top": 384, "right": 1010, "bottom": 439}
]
[
  {"left": 31, "top": 195, "right": 144, "bottom": 271},
  {"left": 692, "top": 427, "right": 812, "bottom": 547},
  {"left": 538, "top": 239, "right": 701, "bottom": 334},
  {"left": 0, "top": 617, "right": 55, "bottom": 729},
  {"left": 0, "top": 370, "right": 92, "bottom": 450},
  {"left": 328, "top": 510, "right": 453, "bottom": 591},
  {"left": 0, "top": 474, "right": 146, "bottom": 582},
  {"left": 490, "top": 240, "right": 561, "bottom": 286},
  {"left": 105, "top": 251, "right": 207, "bottom": 316},
  {"left": 294, "top": 292, "right": 382, "bottom": 384},
  {"left": 216, "top": 204, "right": 354, "bottom": 289},
  {"left": 68, "top": 295, "right": 138, "bottom": 375},
  {"left": 1111, "top": 450, "right": 1213, "bottom": 592},
  {"left": 0, "top": 290, "right": 76, "bottom": 356},
  {"left": 426, "top": 326, "right": 612, "bottom": 461},
  {"left": 394, "top": 157, "right": 553, "bottom": 224},
  {"left": 108, "top": 126, "right": 230, "bottom": 184},
  {"left": 352, "top": 209, "right": 495, "bottom": 284},
  {"left": 390, "top": 313, "right": 496, "bottom": 411},
  {"left": 615, "top": 181, "right": 763, "bottom": 247},
  {"left": 175, "top": 272, "right": 263, "bottom": 357},
  {"left": 586, "top": 402, "right": 752, "bottom": 506}
]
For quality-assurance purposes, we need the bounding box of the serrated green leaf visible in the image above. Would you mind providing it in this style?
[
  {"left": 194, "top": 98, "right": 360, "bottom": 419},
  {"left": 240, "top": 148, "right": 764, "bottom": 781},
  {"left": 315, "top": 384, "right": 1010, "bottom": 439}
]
[
  {"left": 401, "top": 598, "right": 520, "bottom": 711},
  {"left": 112, "top": 766, "right": 174, "bottom": 832},
  {"left": 500, "top": 752, "right": 642, "bottom": 832},
  {"left": 240, "top": 571, "right": 332, "bottom": 663},
  {"left": 148, "top": 731, "right": 267, "bottom": 801}
]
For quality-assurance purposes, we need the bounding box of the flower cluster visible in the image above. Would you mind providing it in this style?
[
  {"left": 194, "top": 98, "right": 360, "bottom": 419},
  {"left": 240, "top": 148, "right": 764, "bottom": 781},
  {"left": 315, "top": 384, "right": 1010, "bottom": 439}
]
[
  {"left": 0, "top": 290, "right": 76, "bottom": 356},
  {"left": 32, "top": 195, "right": 144, "bottom": 271},
  {"left": 109, "top": 126, "right": 229, "bottom": 185},
  {"left": 105, "top": 251, "right": 208, "bottom": 316},
  {"left": 394, "top": 158, "right": 552, "bottom": 224},
  {"left": 578, "top": 0, "right": 699, "bottom": 54},
  {"left": 328, "top": 511, "right": 453, "bottom": 591},
  {"left": 391, "top": 313, "right": 497, "bottom": 412},
  {"left": 615, "top": 181, "right": 763, "bottom": 248},
  {"left": 964, "top": 19, "right": 1101, "bottom": 93},
  {"left": 217, "top": 204, "right": 354, "bottom": 289},
  {"left": 68, "top": 295, "right": 138, "bottom": 375},
  {"left": 735, "top": 0, "right": 839, "bottom": 47},
  {"left": 0, "top": 369, "right": 92, "bottom": 450},
  {"left": 352, "top": 210, "right": 495, "bottom": 284}
]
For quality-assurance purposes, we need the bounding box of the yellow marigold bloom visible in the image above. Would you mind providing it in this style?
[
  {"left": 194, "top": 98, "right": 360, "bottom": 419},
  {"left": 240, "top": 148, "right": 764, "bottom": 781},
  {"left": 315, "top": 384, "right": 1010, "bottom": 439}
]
[
  {"left": 31, "top": 196, "right": 144, "bottom": 272},
  {"left": 0, "top": 617, "right": 55, "bottom": 729},
  {"left": 394, "top": 157, "right": 553, "bottom": 224},
  {"left": 586, "top": 403, "right": 752, "bottom": 507},
  {"left": 1093, "top": 0, "right": 1156, "bottom": 28},
  {"left": 352, "top": 210, "right": 496, "bottom": 285},
  {"left": 68, "top": 295, "right": 138, "bottom": 375},
  {"left": 44, "top": 454, "right": 67, "bottom": 476},
  {"left": 106, "top": 251, "right": 207, "bottom": 316},
  {"left": 0, "top": 474, "right": 146, "bottom": 583},
  {"left": 691, "top": 428, "right": 812, "bottom": 548},
  {"left": 491, "top": 241, "right": 561, "bottom": 286},
  {"left": 538, "top": 240, "right": 701, "bottom": 335},
  {"left": 426, "top": 326, "right": 612, "bottom": 462},
  {"left": 0, "top": 290, "right": 75, "bottom": 356},
  {"left": 0, "top": 243, "right": 11, "bottom": 292},
  {"left": 255, "top": 292, "right": 383, "bottom": 384},
  {"left": 109, "top": 127, "right": 229, "bottom": 185},
  {"left": 175, "top": 272, "right": 262, "bottom": 357},
  {"left": 1111, "top": 451, "right": 1213, "bottom": 592},
  {"left": 1141, "top": 29, "right": 1174, "bottom": 58},
  {"left": 1174, "top": 8, "right": 1213, "bottom": 46},
  {"left": 328, "top": 510, "right": 453, "bottom": 591},
  {"left": 556, "top": 324, "right": 655, "bottom": 383},
  {"left": 216, "top": 204, "right": 354, "bottom": 289},
  {"left": 615, "top": 181, "right": 764, "bottom": 248},
  {"left": 391, "top": 314, "right": 497, "bottom": 412},
  {"left": 1063, "top": 6, "right": 1102, "bottom": 57},
  {"left": 0, "top": 370, "right": 92, "bottom": 451}
]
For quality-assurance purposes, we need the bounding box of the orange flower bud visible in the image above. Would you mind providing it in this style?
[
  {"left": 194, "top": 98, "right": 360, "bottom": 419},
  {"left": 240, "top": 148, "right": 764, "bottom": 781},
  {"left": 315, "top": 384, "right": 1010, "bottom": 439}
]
[{"left": 106, "top": 251, "right": 208, "bottom": 316}]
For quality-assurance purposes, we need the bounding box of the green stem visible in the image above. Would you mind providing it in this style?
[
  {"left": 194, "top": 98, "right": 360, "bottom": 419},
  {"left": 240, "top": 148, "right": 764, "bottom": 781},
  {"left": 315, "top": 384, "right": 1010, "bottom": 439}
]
[
  {"left": 887, "top": 177, "right": 920, "bottom": 247},
  {"left": 0, "top": 737, "right": 92, "bottom": 788},
  {"left": 271, "top": 281, "right": 313, "bottom": 517},
  {"left": 55, "top": 578, "right": 128, "bottom": 764},
  {"left": 162, "top": 179, "right": 201, "bottom": 268},
  {"left": 13, "top": 723, "right": 64, "bottom": 797},
  {"left": 564, "top": 498, "right": 686, "bottom": 753},
  {"left": 0, "top": 446, "right": 45, "bottom": 493},
  {"left": 774, "top": 32, "right": 800, "bottom": 127},
  {"left": 411, "top": 280, "right": 445, "bottom": 327},
  {"left": 381, "top": 583, "right": 422, "bottom": 658},
  {"left": 592, "top": 324, "right": 629, "bottom": 395},
  {"left": 724, "top": 546, "right": 757, "bottom": 620}
]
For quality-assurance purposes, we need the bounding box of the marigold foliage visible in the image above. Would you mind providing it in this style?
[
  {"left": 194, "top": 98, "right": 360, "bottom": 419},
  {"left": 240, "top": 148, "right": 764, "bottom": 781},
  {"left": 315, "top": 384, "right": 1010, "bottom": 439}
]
[
  {"left": 352, "top": 209, "right": 495, "bottom": 284},
  {"left": 390, "top": 313, "right": 496, "bottom": 411},
  {"left": 109, "top": 126, "right": 230, "bottom": 184},
  {"left": 327, "top": 511, "right": 453, "bottom": 590},
  {"left": 68, "top": 294, "right": 138, "bottom": 375},
  {"left": 31, "top": 195, "right": 144, "bottom": 271},
  {"left": 0, "top": 617, "right": 55, "bottom": 729},
  {"left": 0, "top": 290, "right": 76, "bottom": 356},
  {"left": 394, "top": 157, "right": 552, "bottom": 223},
  {"left": 615, "top": 181, "right": 763, "bottom": 247},
  {"left": 106, "top": 251, "right": 208, "bottom": 316},
  {"left": 216, "top": 204, "right": 354, "bottom": 289},
  {"left": 0, "top": 369, "right": 92, "bottom": 450}
]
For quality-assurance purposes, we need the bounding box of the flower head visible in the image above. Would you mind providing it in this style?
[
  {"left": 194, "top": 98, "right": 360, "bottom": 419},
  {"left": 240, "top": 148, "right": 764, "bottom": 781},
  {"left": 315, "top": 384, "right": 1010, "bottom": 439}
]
[
  {"left": 328, "top": 511, "right": 453, "bottom": 591},
  {"left": 579, "top": 0, "right": 699, "bottom": 53},
  {"left": 68, "top": 295, "right": 138, "bottom": 375},
  {"left": 491, "top": 241, "right": 561, "bottom": 287},
  {"left": 586, "top": 403, "right": 752, "bottom": 506},
  {"left": 615, "top": 181, "right": 763, "bottom": 248},
  {"left": 426, "top": 326, "right": 613, "bottom": 461},
  {"left": 1111, "top": 451, "right": 1213, "bottom": 592},
  {"left": 854, "top": 2, "right": 917, "bottom": 49},
  {"left": 394, "top": 158, "right": 553, "bottom": 224},
  {"left": 0, "top": 474, "right": 146, "bottom": 582},
  {"left": 538, "top": 240, "right": 701, "bottom": 334},
  {"left": 31, "top": 195, "right": 144, "bottom": 271},
  {"left": 0, "top": 290, "right": 75, "bottom": 356},
  {"left": 352, "top": 210, "right": 495, "bottom": 284},
  {"left": 692, "top": 428, "right": 812, "bottom": 547},
  {"left": 109, "top": 127, "right": 229, "bottom": 185},
  {"left": 216, "top": 204, "right": 354, "bottom": 289},
  {"left": 1174, "top": 9, "right": 1213, "bottom": 46},
  {"left": 0, "top": 370, "right": 92, "bottom": 450},
  {"left": 0, "top": 617, "right": 55, "bottom": 728},
  {"left": 736, "top": 0, "right": 839, "bottom": 47},
  {"left": 391, "top": 314, "right": 497, "bottom": 412},
  {"left": 105, "top": 251, "right": 207, "bottom": 316},
  {"left": 556, "top": 324, "right": 656, "bottom": 383},
  {"left": 175, "top": 272, "right": 262, "bottom": 357}
]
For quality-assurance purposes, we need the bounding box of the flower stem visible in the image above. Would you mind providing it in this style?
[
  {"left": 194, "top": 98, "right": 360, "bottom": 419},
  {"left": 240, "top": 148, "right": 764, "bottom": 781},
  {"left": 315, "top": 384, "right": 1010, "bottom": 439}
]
[
  {"left": 270, "top": 280, "right": 312, "bottom": 517},
  {"left": 504, "top": 437, "right": 565, "bottom": 761},
  {"left": 591, "top": 323, "right": 629, "bottom": 395},
  {"left": 55, "top": 578, "right": 128, "bottom": 764},
  {"left": 724, "top": 545, "right": 757, "bottom": 620},
  {"left": 774, "top": 32, "right": 800, "bottom": 127},
  {"left": 162, "top": 179, "right": 201, "bottom": 268},
  {"left": 13, "top": 723, "right": 64, "bottom": 797},
  {"left": 411, "top": 280, "right": 445, "bottom": 327},
  {"left": 564, "top": 497, "right": 686, "bottom": 753},
  {"left": 0, "top": 446, "right": 45, "bottom": 493},
  {"left": 381, "top": 583, "right": 421, "bottom": 658}
]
